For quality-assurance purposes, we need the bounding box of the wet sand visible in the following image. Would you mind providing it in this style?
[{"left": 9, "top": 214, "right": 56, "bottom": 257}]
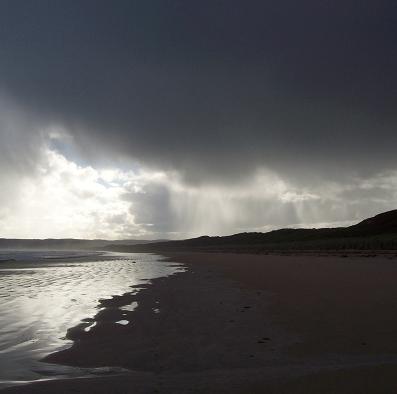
[{"left": 2, "top": 253, "right": 397, "bottom": 393}]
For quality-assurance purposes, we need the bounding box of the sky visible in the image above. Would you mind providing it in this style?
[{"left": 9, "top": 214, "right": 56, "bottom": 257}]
[{"left": 0, "top": 1, "right": 397, "bottom": 239}]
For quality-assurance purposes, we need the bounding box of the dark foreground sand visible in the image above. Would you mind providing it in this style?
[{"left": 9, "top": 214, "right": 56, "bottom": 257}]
[{"left": 3, "top": 253, "right": 397, "bottom": 393}]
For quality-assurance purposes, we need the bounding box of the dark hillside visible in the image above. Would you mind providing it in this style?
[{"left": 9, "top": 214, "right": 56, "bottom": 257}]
[{"left": 107, "top": 210, "right": 397, "bottom": 253}]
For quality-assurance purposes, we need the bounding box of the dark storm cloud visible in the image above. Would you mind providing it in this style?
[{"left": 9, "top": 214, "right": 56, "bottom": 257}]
[{"left": 1, "top": 0, "right": 397, "bottom": 184}]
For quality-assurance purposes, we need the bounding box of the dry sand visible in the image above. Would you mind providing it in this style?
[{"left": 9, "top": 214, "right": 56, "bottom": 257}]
[{"left": 2, "top": 253, "right": 397, "bottom": 393}]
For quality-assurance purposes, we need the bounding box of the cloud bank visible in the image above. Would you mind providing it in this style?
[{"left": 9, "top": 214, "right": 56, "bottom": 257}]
[{"left": 0, "top": 1, "right": 396, "bottom": 237}]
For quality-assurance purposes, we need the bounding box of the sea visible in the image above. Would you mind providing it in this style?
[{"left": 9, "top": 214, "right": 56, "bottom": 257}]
[{"left": 0, "top": 250, "right": 183, "bottom": 388}]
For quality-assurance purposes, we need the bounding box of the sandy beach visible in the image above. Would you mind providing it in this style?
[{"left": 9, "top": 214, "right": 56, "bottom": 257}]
[
  {"left": 2, "top": 0, "right": 397, "bottom": 391},
  {"left": 3, "top": 252, "right": 397, "bottom": 393}
]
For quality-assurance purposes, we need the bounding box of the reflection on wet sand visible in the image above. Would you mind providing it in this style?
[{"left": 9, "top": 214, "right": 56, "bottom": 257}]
[{"left": 0, "top": 252, "right": 183, "bottom": 387}]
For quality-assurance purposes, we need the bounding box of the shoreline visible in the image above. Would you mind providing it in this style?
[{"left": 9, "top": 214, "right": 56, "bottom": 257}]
[{"left": 2, "top": 252, "right": 397, "bottom": 393}]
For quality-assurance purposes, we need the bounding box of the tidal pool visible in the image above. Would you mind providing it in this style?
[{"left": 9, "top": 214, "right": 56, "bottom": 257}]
[{"left": 0, "top": 251, "right": 182, "bottom": 387}]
